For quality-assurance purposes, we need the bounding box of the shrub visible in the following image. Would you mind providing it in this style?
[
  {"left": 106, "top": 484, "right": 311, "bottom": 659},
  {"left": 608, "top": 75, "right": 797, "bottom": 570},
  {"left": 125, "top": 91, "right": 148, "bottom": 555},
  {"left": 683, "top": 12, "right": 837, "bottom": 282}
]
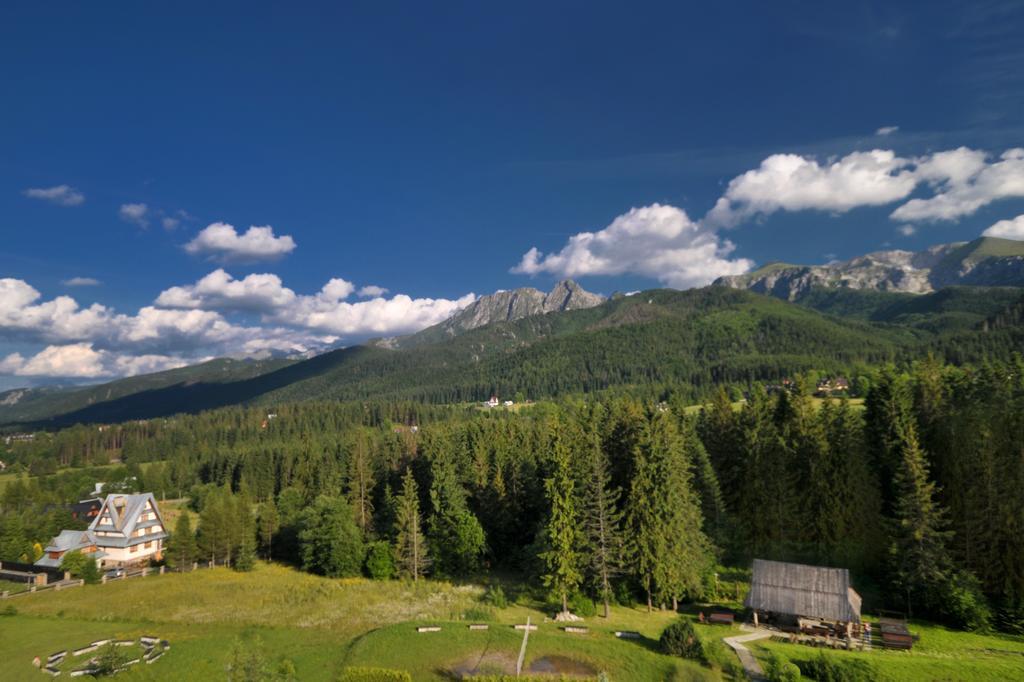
[
  {"left": 939, "top": 573, "right": 992, "bottom": 631},
  {"left": 364, "top": 541, "right": 395, "bottom": 580},
  {"left": 763, "top": 651, "right": 801, "bottom": 682},
  {"left": 796, "top": 652, "right": 879, "bottom": 682},
  {"left": 463, "top": 605, "right": 495, "bottom": 621},
  {"left": 337, "top": 667, "right": 412, "bottom": 682},
  {"left": 660, "top": 617, "right": 703, "bottom": 660},
  {"left": 613, "top": 580, "right": 635, "bottom": 606},
  {"left": 568, "top": 592, "right": 597, "bottom": 618},
  {"left": 93, "top": 643, "right": 131, "bottom": 676},
  {"left": 0, "top": 604, "right": 17, "bottom": 616},
  {"left": 484, "top": 585, "right": 508, "bottom": 609}
]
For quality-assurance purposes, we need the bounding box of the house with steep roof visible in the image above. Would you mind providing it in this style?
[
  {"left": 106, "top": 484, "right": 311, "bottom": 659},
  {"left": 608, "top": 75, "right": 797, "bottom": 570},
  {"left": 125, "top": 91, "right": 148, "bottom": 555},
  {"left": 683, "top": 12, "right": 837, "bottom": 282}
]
[{"left": 36, "top": 493, "right": 168, "bottom": 570}]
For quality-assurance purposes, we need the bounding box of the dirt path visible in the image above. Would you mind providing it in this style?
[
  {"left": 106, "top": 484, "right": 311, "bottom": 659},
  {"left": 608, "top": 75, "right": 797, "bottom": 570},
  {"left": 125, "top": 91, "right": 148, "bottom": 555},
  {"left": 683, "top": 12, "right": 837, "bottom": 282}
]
[{"left": 723, "top": 628, "right": 773, "bottom": 681}]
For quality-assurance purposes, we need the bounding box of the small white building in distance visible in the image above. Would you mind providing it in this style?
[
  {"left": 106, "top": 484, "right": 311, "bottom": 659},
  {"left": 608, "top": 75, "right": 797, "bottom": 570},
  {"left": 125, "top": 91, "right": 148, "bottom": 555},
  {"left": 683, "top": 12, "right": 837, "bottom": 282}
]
[{"left": 36, "top": 493, "right": 168, "bottom": 570}]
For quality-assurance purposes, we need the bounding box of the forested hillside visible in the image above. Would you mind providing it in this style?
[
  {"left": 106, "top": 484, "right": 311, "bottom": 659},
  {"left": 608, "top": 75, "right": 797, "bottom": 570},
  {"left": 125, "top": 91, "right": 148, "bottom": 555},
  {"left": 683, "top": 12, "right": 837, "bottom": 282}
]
[
  {"left": 3, "top": 358, "right": 1022, "bottom": 633},
  {"left": 6, "top": 286, "right": 1024, "bottom": 427}
]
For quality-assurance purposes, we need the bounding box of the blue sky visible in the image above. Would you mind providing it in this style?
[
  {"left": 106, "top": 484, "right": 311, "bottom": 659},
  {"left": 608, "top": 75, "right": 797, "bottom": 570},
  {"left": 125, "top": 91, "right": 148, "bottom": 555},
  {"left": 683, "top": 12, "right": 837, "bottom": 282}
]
[{"left": 2, "top": 1, "right": 1024, "bottom": 386}]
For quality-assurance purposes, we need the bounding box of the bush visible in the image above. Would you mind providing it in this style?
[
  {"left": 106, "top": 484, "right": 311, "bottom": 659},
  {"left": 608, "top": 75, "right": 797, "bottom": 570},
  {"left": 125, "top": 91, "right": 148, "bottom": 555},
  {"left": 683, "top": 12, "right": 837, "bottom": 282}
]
[
  {"left": 939, "top": 573, "right": 992, "bottom": 631},
  {"left": 93, "top": 643, "right": 131, "bottom": 676},
  {"left": 0, "top": 604, "right": 17, "bottom": 616},
  {"left": 484, "top": 585, "right": 508, "bottom": 609},
  {"left": 763, "top": 651, "right": 801, "bottom": 682},
  {"left": 337, "top": 667, "right": 412, "bottom": 682},
  {"left": 568, "top": 592, "right": 597, "bottom": 618},
  {"left": 613, "top": 580, "right": 635, "bottom": 606},
  {"left": 463, "top": 605, "right": 495, "bottom": 621},
  {"left": 796, "top": 652, "right": 879, "bottom": 682},
  {"left": 660, "top": 617, "right": 703, "bottom": 660},
  {"left": 364, "top": 541, "right": 395, "bottom": 580}
]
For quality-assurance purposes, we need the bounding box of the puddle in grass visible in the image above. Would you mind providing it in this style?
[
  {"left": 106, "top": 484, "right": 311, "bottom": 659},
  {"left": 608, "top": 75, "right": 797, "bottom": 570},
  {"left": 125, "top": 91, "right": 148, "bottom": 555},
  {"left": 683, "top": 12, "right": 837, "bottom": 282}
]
[
  {"left": 450, "top": 653, "right": 597, "bottom": 678},
  {"left": 528, "top": 655, "right": 598, "bottom": 676}
]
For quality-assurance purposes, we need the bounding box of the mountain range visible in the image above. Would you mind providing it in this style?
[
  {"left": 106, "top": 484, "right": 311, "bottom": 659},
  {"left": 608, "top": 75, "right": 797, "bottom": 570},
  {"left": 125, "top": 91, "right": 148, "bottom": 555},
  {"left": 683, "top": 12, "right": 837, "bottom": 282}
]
[
  {"left": 2, "top": 238, "right": 1023, "bottom": 427},
  {"left": 714, "top": 236, "right": 1024, "bottom": 300}
]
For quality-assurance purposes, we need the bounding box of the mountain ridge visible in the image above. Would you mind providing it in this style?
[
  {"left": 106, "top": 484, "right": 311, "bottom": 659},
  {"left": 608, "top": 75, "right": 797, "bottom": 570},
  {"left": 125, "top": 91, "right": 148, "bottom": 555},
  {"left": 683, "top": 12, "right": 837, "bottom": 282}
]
[{"left": 714, "top": 236, "right": 1024, "bottom": 300}]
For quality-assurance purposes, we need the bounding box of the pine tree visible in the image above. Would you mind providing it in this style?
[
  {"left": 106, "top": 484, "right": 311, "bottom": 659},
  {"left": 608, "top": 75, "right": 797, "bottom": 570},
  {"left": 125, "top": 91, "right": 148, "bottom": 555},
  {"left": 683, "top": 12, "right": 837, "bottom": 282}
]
[
  {"left": 888, "top": 417, "right": 955, "bottom": 618},
  {"left": 650, "top": 412, "right": 713, "bottom": 611},
  {"left": 257, "top": 499, "right": 280, "bottom": 560},
  {"left": 346, "top": 432, "right": 376, "bottom": 535},
  {"left": 582, "top": 430, "right": 624, "bottom": 618},
  {"left": 393, "top": 469, "right": 430, "bottom": 581},
  {"left": 540, "top": 430, "right": 583, "bottom": 615},
  {"left": 626, "top": 416, "right": 661, "bottom": 612},
  {"left": 166, "top": 513, "right": 197, "bottom": 569}
]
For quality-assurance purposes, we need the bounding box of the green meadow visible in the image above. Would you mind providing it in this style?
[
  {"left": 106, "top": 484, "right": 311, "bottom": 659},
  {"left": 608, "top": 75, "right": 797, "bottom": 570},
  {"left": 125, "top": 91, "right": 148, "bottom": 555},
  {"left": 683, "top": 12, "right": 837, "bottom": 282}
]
[{"left": 2, "top": 562, "right": 1022, "bottom": 680}]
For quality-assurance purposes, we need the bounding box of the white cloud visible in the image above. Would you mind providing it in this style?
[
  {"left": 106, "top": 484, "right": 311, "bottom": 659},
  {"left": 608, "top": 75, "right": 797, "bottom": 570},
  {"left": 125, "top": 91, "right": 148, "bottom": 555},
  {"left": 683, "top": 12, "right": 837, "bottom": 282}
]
[
  {"left": 162, "top": 216, "right": 180, "bottom": 230},
  {"left": 982, "top": 214, "right": 1024, "bottom": 240},
  {"left": 706, "top": 150, "right": 917, "bottom": 228},
  {"left": 875, "top": 126, "right": 899, "bottom": 136},
  {"left": 512, "top": 203, "right": 753, "bottom": 289},
  {"left": 119, "top": 203, "right": 149, "bottom": 228},
  {"left": 0, "top": 343, "right": 189, "bottom": 379},
  {"left": 62, "top": 277, "right": 101, "bottom": 287},
  {"left": 184, "top": 223, "right": 297, "bottom": 262},
  {"left": 156, "top": 269, "right": 298, "bottom": 312},
  {"left": 898, "top": 224, "right": 916, "bottom": 236},
  {"left": 159, "top": 270, "right": 474, "bottom": 337},
  {"left": 23, "top": 185, "right": 85, "bottom": 206},
  {"left": 891, "top": 148, "right": 1024, "bottom": 222},
  {"left": 357, "top": 285, "right": 389, "bottom": 298}
]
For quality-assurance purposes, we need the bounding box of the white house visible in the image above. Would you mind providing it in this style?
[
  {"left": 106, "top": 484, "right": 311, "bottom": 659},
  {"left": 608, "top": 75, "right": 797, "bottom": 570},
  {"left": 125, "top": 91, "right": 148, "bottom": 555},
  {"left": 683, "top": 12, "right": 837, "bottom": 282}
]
[{"left": 36, "top": 493, "right": 168, "bottom": 570}]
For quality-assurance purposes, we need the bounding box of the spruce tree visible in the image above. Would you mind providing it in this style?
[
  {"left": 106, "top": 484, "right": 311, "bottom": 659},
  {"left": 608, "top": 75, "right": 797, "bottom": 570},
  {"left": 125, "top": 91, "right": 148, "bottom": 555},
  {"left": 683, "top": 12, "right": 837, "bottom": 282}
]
[
  {"left": 257, "top": 499, "right": 280, "bottom": 560},
  {"left": 166, "top": 513, "right": 197, "bottom": 569},
  {"left": 626, "top": 416, "right": 661, "bottom": 612},
  {"left": 888, "top": 417, "right": 954, "bottom": 618},
  {"left": 346, "top": 432, "right": 376, "bottom": 535},
  {"left": 393, "top": 469, "right": 430, "bottom": 581},
  {"left": 540, "top": 430, "right": 583, "bottom": 615},
  {"left": 582, "top": 430, "right": 624, "bottom": 618}
]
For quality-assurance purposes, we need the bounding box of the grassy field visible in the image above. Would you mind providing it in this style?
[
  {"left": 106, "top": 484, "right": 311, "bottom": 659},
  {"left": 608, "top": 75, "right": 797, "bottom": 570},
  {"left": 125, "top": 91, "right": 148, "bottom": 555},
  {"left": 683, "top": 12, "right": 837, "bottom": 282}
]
[
  {"left": 2, "top": 563, "right": 1021, "bottom": 680},
  {"left": 750, "top": 617, "right": 1024, "bottom": 681},
  {"left": 0, "top": 460, "right": 162, "bottom": 493},
  {"left": 682, "top": 397, "right": 864, "bottom": 415},
  {"left": 0, "top": 562, "right": 722, "bottom": 681}
]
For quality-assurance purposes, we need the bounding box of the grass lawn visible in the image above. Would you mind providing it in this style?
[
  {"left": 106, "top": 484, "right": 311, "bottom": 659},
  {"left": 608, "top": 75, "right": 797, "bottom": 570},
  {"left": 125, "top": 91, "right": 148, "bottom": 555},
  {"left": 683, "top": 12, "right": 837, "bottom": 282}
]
[
  {"left": 748, "top": 618, "right": 1024, "bottom": 681},
  {"left": 1, "top": 562, "right": 730, "bottom": 681}
]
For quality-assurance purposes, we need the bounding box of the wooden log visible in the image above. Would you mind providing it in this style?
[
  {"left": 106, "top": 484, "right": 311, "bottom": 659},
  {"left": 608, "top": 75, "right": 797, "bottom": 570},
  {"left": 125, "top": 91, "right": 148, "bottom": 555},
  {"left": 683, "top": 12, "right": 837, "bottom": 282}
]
[
  {"left": 416, "top": 626, "right": 441, "bottom": 633},
  {"left": 563, "top": 626, "right": 590, "bottom": 634},
  {"left": 468, "top": 624, "right": 489, "bottom": 630},
  {"left": 513, "top": 624, "right": 538, "bottom": 631}
]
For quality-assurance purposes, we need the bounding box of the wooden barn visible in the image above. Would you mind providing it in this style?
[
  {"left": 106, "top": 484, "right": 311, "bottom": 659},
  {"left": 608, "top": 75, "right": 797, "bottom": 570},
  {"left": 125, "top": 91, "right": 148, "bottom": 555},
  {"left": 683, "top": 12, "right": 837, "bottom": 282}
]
[{"left": 744, "top": 559, "right": 862, "bottom": 631}]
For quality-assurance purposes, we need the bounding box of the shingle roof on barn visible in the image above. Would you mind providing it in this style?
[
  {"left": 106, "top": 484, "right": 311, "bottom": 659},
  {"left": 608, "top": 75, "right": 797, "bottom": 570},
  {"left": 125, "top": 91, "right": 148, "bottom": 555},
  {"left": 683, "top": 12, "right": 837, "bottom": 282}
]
[{"left": 744, "top": 559, "right": 862, "bottom": 623}]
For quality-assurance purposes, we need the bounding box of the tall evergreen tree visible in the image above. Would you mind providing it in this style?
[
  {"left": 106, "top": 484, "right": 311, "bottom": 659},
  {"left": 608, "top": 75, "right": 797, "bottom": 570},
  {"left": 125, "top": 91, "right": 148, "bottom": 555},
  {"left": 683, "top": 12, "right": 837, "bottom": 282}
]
[
  {"left": 393, "top": 469, "right": 430, "bottom": 581},
  {"left": 346, "top": 432, "right": 376, "bottom": 535},
  {"left": 541, "top": 430, "right": 583, "bottom": 615},
  {"left": 166, "top": 513, "right": 197, "bottom": 569},
  {"left": 582, "top": 430, "right": 624, "bottom": 618},
  {"left": 257, "top": 499, "right": 280, "bottom": 560}
]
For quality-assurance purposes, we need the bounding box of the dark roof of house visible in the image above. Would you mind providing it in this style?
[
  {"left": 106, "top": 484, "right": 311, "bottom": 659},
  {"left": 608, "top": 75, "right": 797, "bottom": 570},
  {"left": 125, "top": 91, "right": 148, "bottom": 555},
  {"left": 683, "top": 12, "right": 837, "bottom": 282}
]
[{"left": 744, "top": 558, "right": 862, "bottom": 623}]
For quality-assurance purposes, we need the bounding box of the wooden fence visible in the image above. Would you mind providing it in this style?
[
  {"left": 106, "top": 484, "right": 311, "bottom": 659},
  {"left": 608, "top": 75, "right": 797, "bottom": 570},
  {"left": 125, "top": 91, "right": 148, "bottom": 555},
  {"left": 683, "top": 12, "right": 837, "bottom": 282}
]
[{"left": 1, "top": 560, "right": 217, "bottom": 600}]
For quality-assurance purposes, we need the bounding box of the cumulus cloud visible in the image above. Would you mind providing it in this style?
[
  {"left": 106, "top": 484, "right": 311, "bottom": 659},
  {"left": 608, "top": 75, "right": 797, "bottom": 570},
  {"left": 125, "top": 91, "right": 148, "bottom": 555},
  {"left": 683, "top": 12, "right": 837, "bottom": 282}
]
[
  {"left": 706, "top": 150, "right": 917, "bottom": 228},
  {"left": 512, "top": 203, "right": 753, "bottom": 289},
  {"left": 158, "top": 270, "right": 474, "bottom": 337},
  {"left": 119, "top": 202, "right": 149, "bottom": 228},
  {"left": 358, "top": 285, "right": 389, "bottom": 298},
  {"left": 184, "top": 223, "right": 297, "bottom": 262},
  {"left": 0, "top": 343, "right": 189, "bottom": 379},
  {"left": 62, "top": 277, "right": 101, "bottom": 287},
  {"left": 876, "top": 126, "right": 899, "bottom": 136},
  {"left": 156, "top": 269, "right": 298, "bottom": 312},
  {"left": 983, "top": 214, "right": 1024, "bottom": 240},
  {"left": 23, "top": 184, "right": 85, "bottom": 206},
  {"left": 891, "top": 148, "right": 1024, "bottom": 222},
  {"left": 898, "top": 225, "right": 916, "bottom": 236}
]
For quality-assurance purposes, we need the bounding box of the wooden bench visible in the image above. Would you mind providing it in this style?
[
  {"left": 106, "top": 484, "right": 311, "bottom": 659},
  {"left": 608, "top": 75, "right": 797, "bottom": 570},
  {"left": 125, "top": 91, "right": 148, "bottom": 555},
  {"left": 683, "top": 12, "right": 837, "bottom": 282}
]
[
  {"left": 563, "top": 626, "right": 589, "bottom": 634},
  {"left": 709, "top": 612, "right": 734, "bottom": 625},
  {"left": 416, "top": 626, "right": 441, "bottom": 633},
  {"left": 468, "top": 624, "right": 489, "bottom": 630}
]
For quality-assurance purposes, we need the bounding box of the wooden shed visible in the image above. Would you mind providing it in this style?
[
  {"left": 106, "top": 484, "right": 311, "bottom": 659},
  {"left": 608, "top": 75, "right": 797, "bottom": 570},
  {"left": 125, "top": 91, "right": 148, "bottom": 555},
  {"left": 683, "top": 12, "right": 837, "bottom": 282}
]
[{"left": 744, "top": 559, "right": 862, "bottom": 625}]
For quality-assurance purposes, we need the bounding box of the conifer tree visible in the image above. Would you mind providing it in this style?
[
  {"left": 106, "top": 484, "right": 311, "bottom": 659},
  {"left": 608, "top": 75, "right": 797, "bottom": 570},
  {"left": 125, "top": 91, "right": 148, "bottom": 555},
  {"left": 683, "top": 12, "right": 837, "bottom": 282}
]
[
  {"left": 257, "top": 499, "right": 280, "bottom": 560},
  {"left": 346, "top": 431, "right": 376, "bottom": 534},
  {"left": 541, "top": 430, "right": 583, "bottom": 615},
  {"left": 393, "top": 469, "right": 430, "bottom": 581},
  {"left": 166, "top": 513, "right": 197, "bottom": 569},
  {"left": 582, "top": 430, "right": 624, "bottom": 618},
  {"left": 888, "top": 417, "right": 954, "bottom": 618},
  {"left": 626, "top": 416, "right": 661, "bottom": 612}
]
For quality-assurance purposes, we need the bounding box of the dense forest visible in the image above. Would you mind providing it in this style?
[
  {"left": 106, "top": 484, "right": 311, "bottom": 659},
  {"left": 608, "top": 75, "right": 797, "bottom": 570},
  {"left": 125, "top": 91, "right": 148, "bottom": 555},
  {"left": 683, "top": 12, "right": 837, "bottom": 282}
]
[
  {"left": 4, "top": 286, "right": 1024, "bottom": 426},
  {"left": 2, "top": 356, "right": 1022, "bottom": 634}
]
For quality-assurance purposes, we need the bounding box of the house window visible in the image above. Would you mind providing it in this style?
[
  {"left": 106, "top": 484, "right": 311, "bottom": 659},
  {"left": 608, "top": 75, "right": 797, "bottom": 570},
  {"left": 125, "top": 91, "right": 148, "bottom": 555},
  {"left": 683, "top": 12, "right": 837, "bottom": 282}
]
[
  {"left": 144, "top": 541, "right": 151, "bottom": 549},
  {"left": 130, "top": 544, "right": 138, "bottom": 553}
]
